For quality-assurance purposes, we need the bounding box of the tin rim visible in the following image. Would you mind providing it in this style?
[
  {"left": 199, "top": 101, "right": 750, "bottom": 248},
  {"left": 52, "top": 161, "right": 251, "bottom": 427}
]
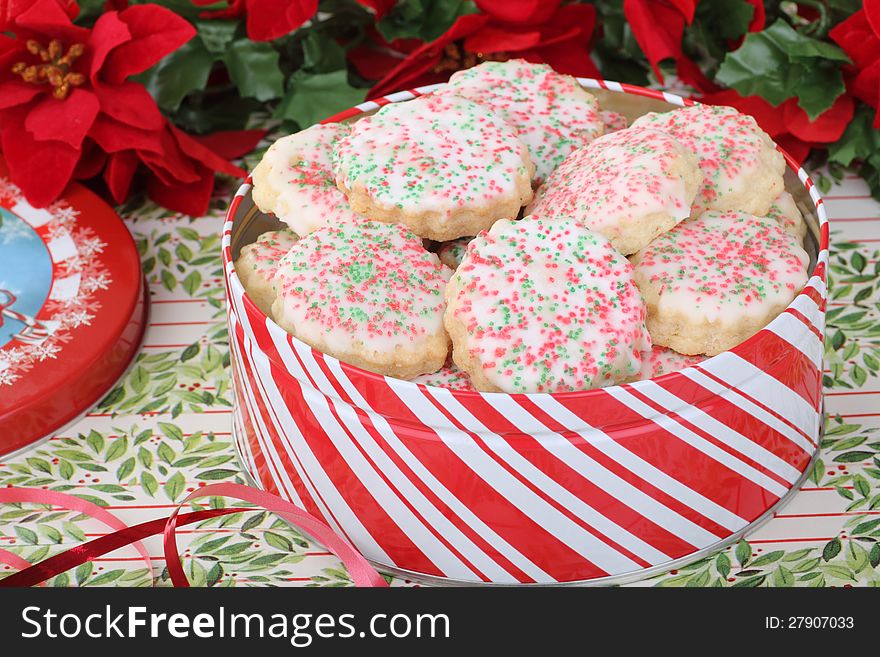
[{"left": 221, "top": 79, "right": 828, "bottom": 418}]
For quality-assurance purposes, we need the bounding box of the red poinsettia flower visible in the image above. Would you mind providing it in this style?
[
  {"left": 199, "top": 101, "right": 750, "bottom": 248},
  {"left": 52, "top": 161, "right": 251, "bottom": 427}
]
[
  {"left": 700, "top": 89, "right": 854, "bottom": 164},
  {"left": 191, "top": 0, "right": 317, "bottom": 42},
  {"left": 830, "top": 1, "right": 880, "bottom": 127},
  {"left": 624, "top": 0, "right": 764, "bottom": 92},
  {"left": 366, "top": 0, "right": 600, "bottom": 98},
  {"left": 0, "top": 0, "right": 260, "bottom": 215}
]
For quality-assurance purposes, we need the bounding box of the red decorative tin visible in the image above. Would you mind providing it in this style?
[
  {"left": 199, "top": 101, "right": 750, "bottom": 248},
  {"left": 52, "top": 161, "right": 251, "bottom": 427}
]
[
  {"left": 223, "top": 81, "right": 828, "bottom": 585},
  {"left": 0, "top": 159, "right": 146, "bottom": 456}
]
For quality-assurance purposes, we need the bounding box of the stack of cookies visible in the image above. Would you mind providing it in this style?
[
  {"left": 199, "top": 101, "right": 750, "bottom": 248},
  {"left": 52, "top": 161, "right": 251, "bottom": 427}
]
[{"left": 236, "top": 59, "right": 810, "bottom": 394}]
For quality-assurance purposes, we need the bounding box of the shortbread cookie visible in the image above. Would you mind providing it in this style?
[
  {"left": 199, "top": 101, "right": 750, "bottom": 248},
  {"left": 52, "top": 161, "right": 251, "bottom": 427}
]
[
  {"left": 632, "top": 104, "right": 785, "bottom": 215},
  {"left": 272, "top": 221, "right": 450, "bottom": 379},
  {"left": 601, "top": 110, "right": 628, "bottom": 133},
  {"left": 638, "top": 346, "right": 704, "bottom": 380},
  {"left": 234, "top": 229, "right": 299, "bottom": 315},
  {"left": 411, "top": 359, "right": 475, "bottom": 391},
  {"left": 333, "top": 93, "right": 534, "bottom": 241},
  {"left": 764, "top": 191, "right": 807, "bottom": 244},
  {"left": 631, "top": 212, "right": 809, "bottom": 356},
  {"left": 527, "top": 127, "right": 702, "bottom": 255},
  {"left": 252, "top": 124, "right": 365, "bottom": 236},
  {"left": 445, "top": 216, "right": 650, "bottom": 393},
  {"left": 437, "top": 237, "right": 471, "bottom": 270},
  {"left": 440, "top": 59, "right": 603, "bottom": 183}
]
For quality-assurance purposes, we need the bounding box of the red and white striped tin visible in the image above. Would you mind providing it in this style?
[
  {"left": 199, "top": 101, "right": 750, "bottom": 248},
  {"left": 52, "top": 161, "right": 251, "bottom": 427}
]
[{"left": 222, "top": 81, "right": 829, "bottom": 585}]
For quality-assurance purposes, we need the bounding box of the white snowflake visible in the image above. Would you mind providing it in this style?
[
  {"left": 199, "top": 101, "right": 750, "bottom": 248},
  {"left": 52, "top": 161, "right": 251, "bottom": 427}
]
[
  {"left": 75, "top": 234, "right": 107, "bottom": 258},
  {"left": 80, "top": 272, "right": 111, "bottom": 293},
  {"left": 0, "top": 368, "right": 20, "bottom": 386},
  {"left": 29, "top": 342, "right": 61, "bottom": 361},
  {"left": 49, "top": 203, "right": 80, "bottom": 224},
  {"left": 58, "top": 308, "right": 94, "bottom": 328},
  {"left": 0, "top": 177, "right": 21, "bottom": 199}
]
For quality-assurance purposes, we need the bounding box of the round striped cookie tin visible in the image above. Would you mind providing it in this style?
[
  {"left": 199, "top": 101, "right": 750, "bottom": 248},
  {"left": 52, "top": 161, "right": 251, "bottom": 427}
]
[{"left": 222, "top": 80, "right": 828, "bottom": 585}]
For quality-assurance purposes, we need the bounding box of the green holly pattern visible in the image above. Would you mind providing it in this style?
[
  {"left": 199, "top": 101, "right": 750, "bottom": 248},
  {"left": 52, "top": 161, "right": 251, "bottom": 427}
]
[{"left": 1, "top": 175, "right": 878, "bottom": 587}]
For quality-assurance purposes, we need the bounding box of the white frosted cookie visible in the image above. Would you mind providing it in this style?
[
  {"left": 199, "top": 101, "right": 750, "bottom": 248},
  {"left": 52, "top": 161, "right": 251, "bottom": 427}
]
[
  {"left": 601, "top": 110, "right": 628, "bottom": 133},
  {"left": 445, "top": 216, "right": 650, "bottom": 393},
  {"left": 763, "top": 191, "right": 807, "bottom": 244},
  {"left": 440, "top": 59, "right": 604, "bottom": 183},
  {"left": 234, "top": 229, "right": 298, "bottom": 316},
  {"left": 527, "top": 127, "right": 702, "bottom": 255},
  {"left": 410, "top": 359, "right": 475, "bottom": 391},
  {"left": 631, "top": 211, "right": 809, "bottom": 356},
  {"left": 251, "top": 124, "right": 365, "bottom": 236},
  {"left": 437, "top": 237, "right": 471, "bottom": 270},
  {"left": 631, "top": 104, "right": 785, "bottom": 216},
  {"left": 332, "top": 93, "right": 533, "bottom": 241},
  {"left": 272, "top": 221, "right": 451, "bottom": 379},
  {"left": 638, "top": 346, "right": 704, "bottom": 380}
]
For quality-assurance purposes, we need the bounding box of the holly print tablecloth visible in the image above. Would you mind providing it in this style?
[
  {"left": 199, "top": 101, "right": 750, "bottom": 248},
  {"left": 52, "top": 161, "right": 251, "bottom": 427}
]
[{"left": 1, "top": 172, "right": 879, "bottom": 588}]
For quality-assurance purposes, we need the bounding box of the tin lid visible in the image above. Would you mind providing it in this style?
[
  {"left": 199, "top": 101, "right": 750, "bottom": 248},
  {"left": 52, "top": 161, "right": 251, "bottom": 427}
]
[{"left": 0, "top": 158, "right": 146, "bottom": 456}]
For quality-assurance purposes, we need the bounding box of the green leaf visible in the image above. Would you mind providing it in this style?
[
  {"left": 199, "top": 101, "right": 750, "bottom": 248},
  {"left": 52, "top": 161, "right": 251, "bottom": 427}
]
[
  {"left": 116, "top": 457, "right": 135, "bottom": 481},
  {"left": 833, "top": 451, "right": 873, "bottom": 463},
  {"left": 157, "top": 442, "right": 177, "bottom": 465},
  {"left": 828, "top": 105, "right": 880, "bottom": 167},
  {"left": 195, "top": 19, "right": 239, "bottom": 54},
  {"left": 158, "top": 422, "right": 184, "bottom": 442},
  {"left": 98, "top": 386, "right": 125, "bottom": 408},
  {"left": 735, "top": 540, "right": 751, "bottom": 567},
  {"left": 301, "top": 29, "right": 347, "bottom": 73},
  {"left": 197, "top": 468, "right": 238, "bottom": 481},
  {"left": 207, "top": 562, "right": 224, "bottom": 587},
  {"left": 75, "top": 562, "right": 93, "bottom": 585},
  {"left": 58, "top": 459, "right": 74, "bottom": 480},
  {"left": 40, "top": 525, "right": 63, "bottom": 544},
  {"left": 63, "top": 521, "right": 86, "bottom": 543},
  {"left": 378, "top": 0, "right": 477, "bottom": 42},
  {"left": 161, "top": 270, "right": 177, "bottom": 292},
  {"left": 140, "top": 37, "right": 215, "bottom": 112},
  {"left": 15, "top": 526, "right": 38, "bottom": 545},
  {"left": 276, "top": 70, "right": 366, "bottom": 128},
  {"left": 129, "top": 366, "right": 150, "bottom": 394},
  {"left": 822, "top": 537, "right": 842, "bottom": 561},
  {"left": 772, "top": 565, "right": 794, "bottom": 587},
  {"left": 88, "top": 569, "right": 125, "bottom": 586},
  {"left": 732, "top": 574, "right": 765, "bottom": 587},
  {"left": 181, "top": 343, "right": 200, "bottom": 362},
  {"left": 164, "top": 471, "right": 186, "bottom": 502},
  {"left": 224, "top": 40, "right": 284, "bottom": 101},
  {"left": 264, "top": 531, "right": 294, "bottom": 552},
  {"left": 846, "top": 540, "right": 870, "bottom": 573},
  {"left": 141, "top": 471, "right": 159, "bottom": 497},
  {"left": 105, "top": 437, "right": 128, "bottom": 463},
  {"left": 182, "top": 270, "right": 203, "bottom": 297},
  {"left": 749, "top": 550, "right": 784, "bottom": 567}
]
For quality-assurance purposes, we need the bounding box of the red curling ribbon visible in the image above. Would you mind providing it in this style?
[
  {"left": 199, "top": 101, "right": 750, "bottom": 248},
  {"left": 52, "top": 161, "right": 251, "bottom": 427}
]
[
  {"left": 164, "top": 483, "right": 388, "bottom": 588},
  {"left": 0, "top": 485, "right": 387, "bottom": 587},
  {"left": 0, "top": 547, "right": 45, "bottom": 586}
]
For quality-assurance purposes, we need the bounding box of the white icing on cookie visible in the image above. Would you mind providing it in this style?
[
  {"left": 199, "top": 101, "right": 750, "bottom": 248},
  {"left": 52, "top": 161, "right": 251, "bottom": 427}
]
[
  {"left": 600, "top": 109, "right": 629, "bottom": 133},
  {"left": 234, "top": 229, "right": 299, "bottom": 316},
  {"left": 764, "top": 191, "right": 807, "bottom": 243},
  {"left": 251, "top": 123, "right": 365, "bottom": 236},
  {"left": 638, "top": 345, "right": 704, "bottom": 380},
  {"left": 440, "top": 59, "right": 604, "bottom": 182},
  {"left": 410, "top": 360, "right": 475, "bottom": 390}
]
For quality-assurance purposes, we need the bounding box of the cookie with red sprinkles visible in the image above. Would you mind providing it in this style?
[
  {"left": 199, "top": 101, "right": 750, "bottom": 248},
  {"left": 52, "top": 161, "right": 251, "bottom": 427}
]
[
  {"left": 439, "top": 59, "right": 604, "bottom": 183},
  {"left": 411, "top": 359, "right": 475, "bottom": 390},
  {"left": 631, "top": 211, "right": 809, "bottom": 356},
  {"left": 445, "top": 216, "right": 650, "bottom": 393},
  {"left": 272, "top": 221, "right": 451, "bottom": 379},
  {"left": 527, "top": 126, "right": 702, "bottom": 255},
  {"left": 437, "top": 236, "right": 472, "bottom": 270},
  {"left": 637, "top": 345, "right": 704, "bottom": 380},
  {"left": 763, "top": 190, "right": 807, "bottom": 244},
  {"left": 234, "top": 229, "right": 299, "bottom": 316},
  {"left": 631, "top": 104, "right": 785, "bottom": 216},
  {"left": 252, "top": 123, "right": 365, "bottom": 236},
  {"left": 601, "top": 110, "right": 629, "bottom": 133},
  {"left": 332, "top": 92, "right": 534, "bottom": 241}
]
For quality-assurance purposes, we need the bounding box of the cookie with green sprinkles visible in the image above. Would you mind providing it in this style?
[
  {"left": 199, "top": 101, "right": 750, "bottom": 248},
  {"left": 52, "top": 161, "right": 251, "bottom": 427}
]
[
  {"left": 601, "top": 110, "right": 629, "bottom": 133},
  {"left": 411, "top": 359, "right": 475, "bottom": 390},
  {"left": 630, "top": 211, "right": 809, "bottom": 356},
  {"left": 332, "top": 93, "right": 534, "bottom": 241},
  {"left": 272, "top": 221, "right": 452, "bottom": 379},
  {"left": 527, "top": 126, "right": 703, "bottom": 255},
  {"left": 445, "top": 216, "right": 651, "bottom": 393},
  {"left": 439, "top": 59, "right": 603, "bottom": 183},
  {"left": 437, "top": 236, "right": 472, "bottom": 270},
  {"left": 234, "top": 229, "right": 299, "bottom": 316},
  {"left": 637, "top": 345, "right": 704, "bottom": 380},
  {"left": 251, "top": 123, "right": 366, "bottom": 236},
  {"left": 631, "top": 104, "right": 785, "bottom": 216},
  {"left": 762, "top": 190, "right": 807, "bottom": 245}
]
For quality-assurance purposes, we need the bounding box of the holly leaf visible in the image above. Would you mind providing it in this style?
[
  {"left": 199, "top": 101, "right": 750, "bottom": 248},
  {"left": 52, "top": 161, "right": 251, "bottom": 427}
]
[
  {"left": 828, "top": 106, "right": 880, "bottom": 167},
  {"left": 224, "top": 40, "right": 285, "bottom": 102},
  {"left": 139, "top": 37, "right": 215, "bottom": 112},
  {"left": 378, "top": 0, "right": 478, "bottom": 42},
  {"left": 301, "top": 30, "right": 348, "bottom": 74},
  {"left": 196, "top": 20, "right": 240, "bottom": 55},
  {"left": 276, "top": 70, "right": 366, "bottom": 128}
]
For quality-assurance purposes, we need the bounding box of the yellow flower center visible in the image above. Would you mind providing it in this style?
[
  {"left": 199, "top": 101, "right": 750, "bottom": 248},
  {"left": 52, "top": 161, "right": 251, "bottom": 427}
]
[{"left": 11, "top": 39, "right": 86, "bottom": 100}]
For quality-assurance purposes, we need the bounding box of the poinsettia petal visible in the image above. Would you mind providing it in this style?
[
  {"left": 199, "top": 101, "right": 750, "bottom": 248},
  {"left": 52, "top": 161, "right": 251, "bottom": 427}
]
[
  {"left": 137, "top": 124, "right": 202, "bottom": 184},
  {"left": 700, "top": 89, "right": 788, "bottom": 137},
  {"left": 94, "top": 81, "right": 164, "bottom": 130},
  {"left": 73, "top": 138, "right": 108, "bottom": 179},
  {"left": 101, "top": 4, "right": 196, "bottom": 83},
  {"left": 0, "top": 79, "right": 43, "bottom": 109},
  {"left": 24, "top": 88, "right": 100, "bottom": 149},
  {"left": 354, "top": 0, "right": 396, "bottom": 20},
  {"left": 89, "top": 10, "right": 132, "bottom": 80},
  {"left": 851, "top": 58, "right": 880, "bottom": 110},
  {"left": 146, "top": 163, "right": 214, "bottom": 217},
  {"left": 667, "top": 0, "right": 697, "bottom": 23},
  {"left": 624, "top": 0, "right": 685, "bottom": 82},
  {"left": 773, "top": 134, "right": 810, "bottom": 165},
  {"left": 743, "top": 0, "right": 765, "bottom": 32},
  {"left": 245, "top": 0, "right": 317, "bottom": 42},
  {"left": 527, "top": 43, "right": 600, "bottom": 78},
  {"left": 89, "top": 115, "right": 165, "bottom": 155},
  {"left": 169, "top": 125, "right": 247, "bottom": 178},
  {"left": 1, "top": 115, "right": 80, "bottom": 207},
  {"left": 13, "top": 0, "right": 90, "bottom": 43},
  {"left": 367, "top": 13, "right": 490, "bottom": 98},
  {"left": 783, "top": 94, "right": 854, "bottom": 143},
  {"left": 191, "top": 129, "right": 267, "bottom": 160},
  {"left": 104, "top": 150, "right": 140, "bottom": 203},
  {"left": 474, "top": 0, "right": 561, "bottom": 25},
  {"left": 464, "top": 26, "right": 544, "bottom": 53},
  {"left": 865, "top": 0, "right": 880, "bottom": 38}
]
